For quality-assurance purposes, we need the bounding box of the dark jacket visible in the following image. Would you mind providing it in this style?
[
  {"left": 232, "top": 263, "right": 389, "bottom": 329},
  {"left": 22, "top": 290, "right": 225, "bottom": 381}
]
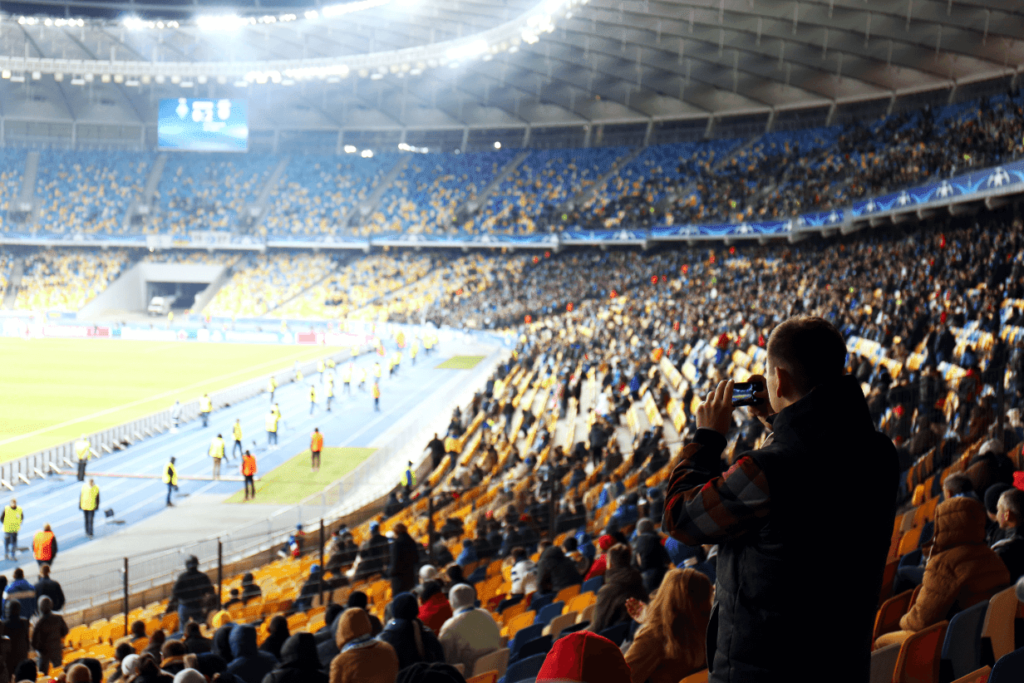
[
  {"left": 355, "top": 532, "right": 389, "bottom": 578},
  {"left": 171, "top": 563, "right": 214, "bottom": 612},
  {"left": 260, "top": 633, "right": 327, "bottom": 683},
  {"left": 993, "top": 528, "right": 1024, "bottom": 582},
  {"left": 34, "top": 577, "right": 65, "bottom": 613},
  {"left": 31, "top": 611, "right": 68, "bottom": 663},
  {"left": 377, "top": 593, "right": 445, "bottom": 672},
  {"left": 185, "top": 632, "right": 213, "bottom": 654},
  {"left": 536, "top": 546, "right": 582, "bottom": 593},
  {"left": 3, "top": 614, "right": 29, "bottom": 675},
  {"left": 663, "top": 375, "right": 899, "bottom": 683},
  {"left": 226, "top": 624, "right": 277, "bottom": 683},
  {"left": 259, "top": 616, "right": 289, "bottom": 661},
  {"left": 634, "top": 533, "right": 671, "bottom": 595},
  {"left": 388, "top": 531, "right": 420, "bottom": 593},
  {"left": 588, "top": 567, "right": 648, "bottom": 634}
]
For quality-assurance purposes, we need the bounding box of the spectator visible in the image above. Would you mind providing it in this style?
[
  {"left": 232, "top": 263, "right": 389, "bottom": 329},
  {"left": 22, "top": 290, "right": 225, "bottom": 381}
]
[
  {"left": 292, "top": 565, "right": 323, "bottom": 613},
  {"left": 182, "top": 622, "right": 211, "bottom": 655},
  {"left": 5, "top": 567, "right": 36, "bottom": 619},
  {"left": 632, "top": 523, "right": 671, "bottom": 595},
  {"left": 240, "top": 573, "right": 262, "bottom": 605},
  {"left": 161, "top": 640, "right": 188, "bottom": 675},
  {"left": 144, "top": 630, "right": 167, "bottom": 661},
  {"left": 537, "top": 545, "right": 581, "bottom": 593},
  {"left": 875, "top": 495, "right": 1010, "bottom": 647},
  {"left": 13, "top": 660, "right": 37, "bottom": 682},
  {"left": 31, "top": 595, "right": 68, "bottom": 675},
  {"left": 416, "top": 581, "right": 453, "bottom": 635},
  {"left": 623, "top": 568, "right": 712, "bottom": 683},
  {"left": 171, "top": 556, "right": 214, "bottom": 629},
  {"left": 131, "top": 652, "right": 173, "bottom": 682},
  {"left": 115, "top": 620, "right": 147, "bottom": 649},
  {"left": 109, "top": 645, "right": 136, "bottom": 682},
  {"left": 174, "top": 670, "right": 206, "bottom": 683},
  {"left": 224, "top": 588, "right": 243, "bottom": 610},
  {"left": 3, "top": 599, "right": 29, "bottom": 674},
  {"left": 71, "top": 657, "right": 104, "bottom": 683},
  {"left": 985, "top": 483, "right": 1013, "bottom": 545},
  {"left": 329, "top": 607, "right": 399, "bottom": 683},
  {"left": 261, "top": 633, "right": 327, "bottom": 683},
  {"left": 395, "top": 662, "right": 467, "bottom": 683},
  {"left": 455, "top": 540, "right": 477, "bottom": 569},
  {"left": 588, "top": 544, "right": 647, "bottom": 634},
  {"left": 583, "top": 535, "right": 615, "bottom": 581},
  {"left": 353, "top": 522, "right": 388, "bottom": 579},
  {"left": 34, "top": 564, "right": 65, "bottom": 612},
  {"left": 535, "top": 631, "right": 631, "bottom": 683},
  {"left": 663, "top": 317, "right": 899, "bottom": 682},
  {"left": 316, "top": 592, "right": 382, "bottom": 671},
  {"left": 259, "top": 616, "right": 290, "bottom": 661},
  {"left": 316, "top": 604, "right": 344, "bottom": 644},
  {"left": 993, "top": 488, "right": 1024, "bottom": 582},
  {"left": 966, "top": 439, "right": 1015, "bottom": 497},
  {"left": 438, "top": 584, "right": 501, "bottom": 673},
  {"left": 225, "top": 624, "right": 277, "bottom": 682},
  {"left": 378, "top": 592, "right": 445, "bottom": 671},
  {"left": 388, "top": 523, "right": 420, "bottom": 594}
]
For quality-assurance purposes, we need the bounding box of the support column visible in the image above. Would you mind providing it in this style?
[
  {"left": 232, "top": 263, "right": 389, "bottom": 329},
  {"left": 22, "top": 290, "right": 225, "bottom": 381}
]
[{"left": 460, "top": 127, "right": 469, "bottom": 152}]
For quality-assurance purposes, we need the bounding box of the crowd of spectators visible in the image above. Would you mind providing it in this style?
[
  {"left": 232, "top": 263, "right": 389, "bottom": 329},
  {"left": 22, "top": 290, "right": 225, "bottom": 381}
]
[
  {"left": 204, "top": 252, "right": 335, "bottom": 319},
  {"left": 14, "top": 249, "right": 129, "bottom": 312}
]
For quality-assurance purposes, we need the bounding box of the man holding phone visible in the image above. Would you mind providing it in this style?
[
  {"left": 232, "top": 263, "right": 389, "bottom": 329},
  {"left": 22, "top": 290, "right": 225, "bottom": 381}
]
[{"left": 662, "top": 316, "right": 898, "bottom": 683}]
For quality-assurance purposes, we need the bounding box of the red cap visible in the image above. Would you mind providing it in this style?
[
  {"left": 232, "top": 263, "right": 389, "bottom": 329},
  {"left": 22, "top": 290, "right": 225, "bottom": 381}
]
[
  {"left": 536, "top": 631, "right": 631, "bottom": 683},
  {"left": 596, "top": 535, "right": 615, "bottom": 552}
]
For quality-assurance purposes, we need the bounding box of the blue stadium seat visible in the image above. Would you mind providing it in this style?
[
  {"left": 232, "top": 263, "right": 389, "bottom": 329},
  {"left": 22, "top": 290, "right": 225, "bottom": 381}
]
[
  {"left": 939, "top": 601, "right": 988, "bottom": 681},
  {"left": 514, "top": 635, "right": 552, "bottom": 662},
  {"left": 529, "top": 592, "right": 556, "bottom": 614},
  {"left": 989, "top": 646, "right": 1024, "bottom": 683},
  {"left": 508, "top": 624, "right": 544, "bottom": 661},
  {"left": 533, "top": 601, "right": 564, "bottom": 626},
  {"left": 557, "top": 621, "right": 589, "bottom": 638},
  {"left": 598, "top": 621, "right": 631, "bottom": 647},
  {"left": 497, "top": 653, "right": 547, "bottom": 683},
  {"left": 580, "top": 576, "right": 603, "bottom": 594}
]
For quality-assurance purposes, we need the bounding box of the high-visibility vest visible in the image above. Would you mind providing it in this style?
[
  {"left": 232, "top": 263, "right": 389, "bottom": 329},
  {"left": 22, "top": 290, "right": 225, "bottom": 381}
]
[
  {"left": 33, "top": 531, "right": 55, "bottom": 561},
  {"left": 444, "top": 436, "right": 458, "bottom": 453},
  {"left": 359, "top": 369, "right": 367, "bottom": 382},
  {"left": 311, "top": 432, "right": 324, "bottom": 452},
  {"left": 343, "top": 366, "right": 352, "bottom": 382},
  {"left": 326, "top": 379, "right": 334, "bottom": 397},
  {"left": 327, "top": 359, "right": 335, "bottom": 369},
  {"left": 233, "top": 423, "right": 243, "bottom": 441},
  {"left": 411, "top": 343, "right": 418, "bottom": 358},
  {"left": 268, "top": 377, "right": 277, "bottom": 391},
  {"left": 317, "top": 360, "right": 325, "bottom": 373},
  {"left": 241, "top": 455, "right": 257, "bottom": 476},
  {"left": 266, "top": 414, "right": 279, "bottom": 432},
  {"left": 75, "top": 439, "right": 91, "bottom": 462},
  {"left": 201, "top": 397, "right": 212, "bottom": 413},
  {"left": 310, "top": 386, "right": 316, "bottom": 402},
  {"left": 373, "top": 364, "right": 382, "bottom": 378},
  {"left": 3, "top": 506, "right": 23, "bottom": 533},
  {"left": 372, "top": 384, "right": 380, "bottom": 399},
  {"left": 272, "top": 406, "right": 281, "bottom": 419},
  {"left": 210, "top": 437, "right": 225, "bottom": 459},
  {"left": 80, "top": 484, "right": 100, "bottom": 511},
  {"left": 163, "top": 463, "right": 178, "bottom": 486},
  {"left": 402, "top": 468, "right": 415, "bottom": 487}
]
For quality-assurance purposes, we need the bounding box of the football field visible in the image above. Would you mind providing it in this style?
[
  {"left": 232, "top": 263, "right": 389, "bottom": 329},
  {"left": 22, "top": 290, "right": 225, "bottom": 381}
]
[{"left": 0, "top": 338, "right": 347, "bottom": 462}]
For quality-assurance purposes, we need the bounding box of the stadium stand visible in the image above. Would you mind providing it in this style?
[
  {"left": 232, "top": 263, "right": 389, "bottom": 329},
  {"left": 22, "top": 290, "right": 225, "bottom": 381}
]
[
  {"left": 0, "top": 149, "right": 28, "bottom": 233},
  {"left": 13, "top": 249, "right": 129, "bottom": 312},
  {"left": 203, "top": 251, "right": 335, "bottom": 318}
]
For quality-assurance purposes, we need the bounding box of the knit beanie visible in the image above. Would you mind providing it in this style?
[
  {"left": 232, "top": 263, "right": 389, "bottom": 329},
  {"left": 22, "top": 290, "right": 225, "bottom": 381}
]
[
  {"left": 391, "top": 592, "right": 420, "bottom": 620},
  {"left": 448, "top": 583, "right": 476, "bottom": 612},
  {"left": 536, "top": 631, "right": 632, "bottom": 683},
  {"left": 121, "top": 654, "right": 140, "bottom": 676},
  {"left": 173, "top": 669, "right": 208, "bottom": 683},
  {"left": 395, "top": 662, "right": 467, "bottom": 683}
]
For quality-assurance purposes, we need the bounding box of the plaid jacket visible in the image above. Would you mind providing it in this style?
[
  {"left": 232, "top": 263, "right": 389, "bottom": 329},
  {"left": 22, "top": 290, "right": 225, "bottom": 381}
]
[{"left": 662, "top": 429, "right": 771, "bottom": 545}]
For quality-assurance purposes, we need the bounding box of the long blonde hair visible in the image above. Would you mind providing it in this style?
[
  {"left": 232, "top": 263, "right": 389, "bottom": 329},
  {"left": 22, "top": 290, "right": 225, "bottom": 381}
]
[{"left": 641, "top": 567, "right": 713, "bottom": 660}]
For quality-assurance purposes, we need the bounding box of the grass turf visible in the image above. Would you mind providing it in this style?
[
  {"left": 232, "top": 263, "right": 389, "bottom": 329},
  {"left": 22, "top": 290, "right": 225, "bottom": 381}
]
[
  {"left": 225, "top": 446, "right": 375, "bottom": 505},
  {"left": 0, "top": 338, "right": 347, "bottom": 462},
  {"left": 436, "top": 355, "right": 486, "bottom": 370}
]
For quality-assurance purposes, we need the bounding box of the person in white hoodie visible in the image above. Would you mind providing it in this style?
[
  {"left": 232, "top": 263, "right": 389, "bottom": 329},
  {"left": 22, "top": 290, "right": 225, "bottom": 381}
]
[{"left": 438, "top": 584, "right": 501, "bottom": 674}]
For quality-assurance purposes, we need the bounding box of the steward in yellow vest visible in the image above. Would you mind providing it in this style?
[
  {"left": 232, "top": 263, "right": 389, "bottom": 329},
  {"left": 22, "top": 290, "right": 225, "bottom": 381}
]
[{"left": 80, "top": 479, "right": 100, "bottom": 537}]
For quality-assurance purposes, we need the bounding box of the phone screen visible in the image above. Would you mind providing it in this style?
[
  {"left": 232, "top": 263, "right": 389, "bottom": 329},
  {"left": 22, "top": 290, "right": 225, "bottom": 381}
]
[{"left": 731, "top": 381, "right": 764, "bottom": 407}]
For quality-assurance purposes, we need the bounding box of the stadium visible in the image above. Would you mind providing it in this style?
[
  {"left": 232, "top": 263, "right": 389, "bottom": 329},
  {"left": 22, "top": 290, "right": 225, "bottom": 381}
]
[{"left": 0, "top": 0, "right": 1021, "bottom": 680}]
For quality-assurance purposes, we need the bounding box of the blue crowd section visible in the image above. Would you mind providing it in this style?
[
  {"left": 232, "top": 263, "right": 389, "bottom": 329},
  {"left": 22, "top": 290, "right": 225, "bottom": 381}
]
[
  {"left": 0, "top": 344, "right": 460, "bottom": 570},
  {"left": 0, "top": 89, "right": 1022, "bottom": 240}
]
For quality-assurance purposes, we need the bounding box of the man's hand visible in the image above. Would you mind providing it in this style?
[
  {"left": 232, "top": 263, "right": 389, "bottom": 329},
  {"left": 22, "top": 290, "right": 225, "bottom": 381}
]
[
  {"left": 695, "top": 380, "right": 734, "bottom": 437},
  {"left": 745, "top": 373, "right": 775, "bottom": 424}
]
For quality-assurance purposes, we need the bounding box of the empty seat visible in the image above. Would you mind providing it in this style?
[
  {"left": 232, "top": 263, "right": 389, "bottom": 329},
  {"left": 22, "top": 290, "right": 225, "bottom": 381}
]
[
  {"left": 941, "top": 601, "right": 989, "bottom": 682},
  {"left": 990, "top": 647, "right": 1024, "bottom": 683},
  {"left": 467, "top": 673, "right": 499, "bottom": 683},
  {"left": 534, "top": 602, "right": 565, "bottom": 626},
  {"left": 580, "top": 576, "right": 604, "bottom": 594},
  {"left": 509, "top": 624, "right": 545, "bottom": 661},
  {"left": 950, "top": 666, "right": 991, "bottom": 683},
  {"left": 514, "top": 635, "right": 552, "bottom": 662},
  {"left": 498, "top": 653, "right": 546, "bottom": 683},
  {"left": 555, "top": 585, "right": 580, "bottom": 605},
  {"left": 598, "top": 621, "right": 631, "bottom": 647},
  {"left": 530, "top": 593, "right": 556, "bottom": 615},
  {"left": 504, "top": 612, "right": 537, "bottom": 640},
  {"left": 543, "top": 612, "right": 578, "bottom": 639},
  {"left": 873, "top": 589, "right": 915, "bottom": 645},
  {"left": 893, "top": 620, "right": 948, "bottom": 683},
  {"left": 981, "top": 586, "right": 1017, "bottom": 665},
  {"left": 679, "top": 671, "right": 709, "bottom": 683},
  {"left": 471, "top": 647, "right": 510, "bottom": 679},
  {"left": 870, "top": 643, "right": 902, "bottom": 683}
]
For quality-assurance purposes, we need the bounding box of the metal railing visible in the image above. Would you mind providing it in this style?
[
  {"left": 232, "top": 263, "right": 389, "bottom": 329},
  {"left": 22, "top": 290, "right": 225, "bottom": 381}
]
[{"left": 57, "top": 342, "right": 504, "bottom": 615}]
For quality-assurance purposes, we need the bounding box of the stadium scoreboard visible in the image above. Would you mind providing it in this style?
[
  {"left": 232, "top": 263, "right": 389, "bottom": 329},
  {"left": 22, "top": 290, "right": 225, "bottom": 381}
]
[{"left": 158, "top": 98, "right": 249, "bottom": 152}]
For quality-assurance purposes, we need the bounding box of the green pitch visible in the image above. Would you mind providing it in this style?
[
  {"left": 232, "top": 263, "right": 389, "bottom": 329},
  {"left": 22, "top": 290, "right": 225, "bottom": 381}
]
[
  {"left": 225, "top": 446, "right": 375, "bottom": 505},
  {"left": 436, "top": 355, "right": 486, "bottom": 370},
  {"left": 0, "top": 338, "right": 347, "bottom": 462}
]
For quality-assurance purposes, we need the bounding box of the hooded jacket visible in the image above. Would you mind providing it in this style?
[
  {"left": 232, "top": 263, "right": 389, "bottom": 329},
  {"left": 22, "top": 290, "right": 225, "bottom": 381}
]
[
  {"left": 536, "top": 631, "right": 632, "bottom": 683},
  {"left": 417, "top": 592, "right": 453, "bottom": 635},
  {"left": 900, "top": 496, "right": 1011, "bottom": 632},
  {"left": 438, "top": 585, "right": 501, "bottom": 673},
  {"left": 260, "top": 633, "right": 328, "bottom": 683},
  {"left": 380, "top": 593, "right": 446, "bottom": 671},
  {"left": 171, "top": 558, "right": 214, "bottom": 612},
  {"left": 225, "top": 624, "right": 277, "bottom": 683},
  {"left": 329, "top": 608, "right": 399, "bottom": 683},
  {"left": 663, "top": 375, "right": 900, "bottom": 683},
  {"left": 588, "top": 567, "right": 648, "bottom": 634},
  {"left": 31, "top": 606, "right": 68, "bottom": 663}
]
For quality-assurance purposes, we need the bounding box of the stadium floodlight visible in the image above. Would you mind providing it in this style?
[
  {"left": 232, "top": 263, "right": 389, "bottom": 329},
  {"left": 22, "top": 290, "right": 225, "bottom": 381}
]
[
  {"left": 101, "top": 74, "right": 111, "bottom": 83},
  {"left": 32, "top": 71, "right": 41, "bottom": 80},
  {"left": 344, "top": 145, "right": 357, "bottom": 153},
  {"left": 305, "top": 10, "right": 319, "bottom": 19},
  {"left": 197, "top": 15, "right": 251, "bottom": 31},
  {"left": 321, "top": 0, "right": 389, "bottom": 18},
  {"left": 361, "top": 149, "right": 373, "bottom": 158},
  {"left": 71, "top": 77, "right": 85, "bottom": 85},
  {"left": 54, "top": 72, "right": 63, "bottom": 81},
  {"left": 123, "top": 16, "right": 148, "bottom": 31},
  {"left": 494, "top": 141, "right": 501, "bottom": 149},
  {"left": 446, "top": 39, "right": 488, "bottom": 62},
  {"left": 197, "top": 75, "right": 208, "bottom": 84}
]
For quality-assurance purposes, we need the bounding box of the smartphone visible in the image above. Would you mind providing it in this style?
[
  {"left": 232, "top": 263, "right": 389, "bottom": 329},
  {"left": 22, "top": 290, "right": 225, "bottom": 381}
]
[{"left": 731, "top": 381, "right": 765, "bottom": 407}]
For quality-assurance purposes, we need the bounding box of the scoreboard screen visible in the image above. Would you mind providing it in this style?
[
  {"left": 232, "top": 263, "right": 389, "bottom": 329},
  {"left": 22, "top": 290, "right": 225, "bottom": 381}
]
[{"left": 158, "top": 98, "right": 248, "bottom": 152}]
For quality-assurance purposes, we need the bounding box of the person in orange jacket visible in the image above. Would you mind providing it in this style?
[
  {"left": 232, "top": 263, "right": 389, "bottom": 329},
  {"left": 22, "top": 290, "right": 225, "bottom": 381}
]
[
  {"left": 241, "top": 451, "right": 257, "bottom": 501},
  {"left": 311, "top": 428, "right": 324, "bottom": 472}
]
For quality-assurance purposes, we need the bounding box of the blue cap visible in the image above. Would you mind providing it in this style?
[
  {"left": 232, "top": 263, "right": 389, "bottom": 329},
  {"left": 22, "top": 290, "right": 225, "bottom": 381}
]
[{"left": 310, "top": 564, "right": 320, "bottom": 574}]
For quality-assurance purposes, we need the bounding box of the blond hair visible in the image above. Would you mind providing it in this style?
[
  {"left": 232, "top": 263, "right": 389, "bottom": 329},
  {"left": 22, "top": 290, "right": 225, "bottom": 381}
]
[{"left": 639, "top": 567, "right": 712, "bottom": 660}]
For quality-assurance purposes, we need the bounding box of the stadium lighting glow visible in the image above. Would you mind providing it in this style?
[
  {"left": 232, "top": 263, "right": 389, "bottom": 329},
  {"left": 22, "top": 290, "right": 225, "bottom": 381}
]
[
  {"left": 494, "top": 141, "right": 502, "bottom": 149},
  {"left": 123, "top": 16, "right": 179, "bottom": 30},
  {"left": 344, "top": 145, "right": 357, "bottom": 153},
  {"left": 446, "top": 39, "right": 488, "bottom": 62},
  {"left": 305, "top": 10, "right": 319, "bottom": 19},
  {"left": 361, "top": 150, "right": 374, "bottom": 158},
  {"left": 398, "top": 143, "right": 429, "bottom": 153},
  {"left": 321, "top": 0, "right": 389, "bottom": 18},
  {"left": 197, "top": 15, "right": 250, "bottom": 31}
]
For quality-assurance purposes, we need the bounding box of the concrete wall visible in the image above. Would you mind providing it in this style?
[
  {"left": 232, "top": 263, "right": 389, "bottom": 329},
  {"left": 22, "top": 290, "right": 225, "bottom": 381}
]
[{"left": 79, "top": 263, "right": 225, "bottom": 319}]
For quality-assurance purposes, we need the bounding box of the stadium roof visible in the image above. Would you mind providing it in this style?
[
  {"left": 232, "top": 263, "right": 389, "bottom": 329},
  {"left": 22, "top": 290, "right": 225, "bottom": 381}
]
[{"left": 0, "top": 0, "right": 1021, "bottom": 141}]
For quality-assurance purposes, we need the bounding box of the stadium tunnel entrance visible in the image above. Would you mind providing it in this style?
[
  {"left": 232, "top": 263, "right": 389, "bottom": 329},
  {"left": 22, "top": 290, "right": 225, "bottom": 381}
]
[{"left": 78, "top": 262, "right": 229, "bottom": 321}]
